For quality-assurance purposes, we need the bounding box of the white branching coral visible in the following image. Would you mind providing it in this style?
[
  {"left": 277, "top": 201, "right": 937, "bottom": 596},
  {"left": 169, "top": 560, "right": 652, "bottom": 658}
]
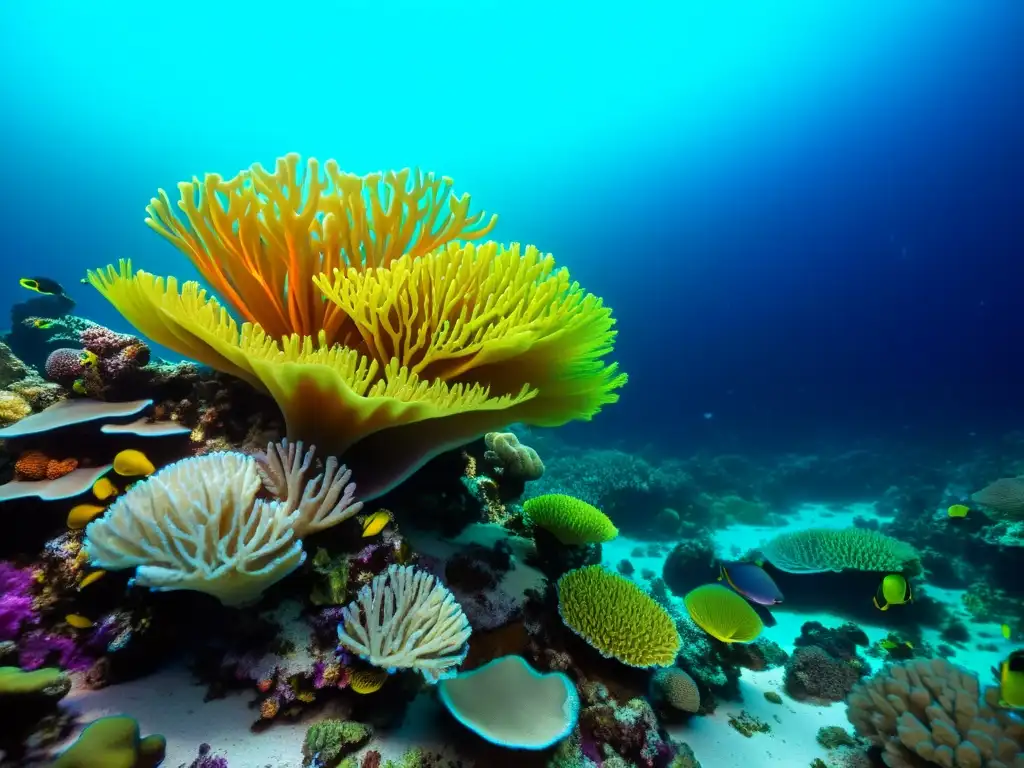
[
  {"left": 255, "top": 438, "right": 362, "bottom": 536},
  {"left": 84, "top": 441, "right": 363, "bottom": 606},
  {"left": 337, "top": 564, "right": 472, "bottom": 683}
]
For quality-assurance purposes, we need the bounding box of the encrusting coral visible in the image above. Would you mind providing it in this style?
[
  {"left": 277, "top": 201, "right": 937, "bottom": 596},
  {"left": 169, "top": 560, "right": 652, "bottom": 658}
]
[
  {"left": 847, "top": 657, "right": 1024, "bottom": 768},
  {"left": 86, "top": 153, "right": 627, "bottom": 499},
  {"left": 336, "top": 564, "right": 471, "bottom": 683},
  {"left": 83, "top": 439, "right": 362, "bottom": 606}
]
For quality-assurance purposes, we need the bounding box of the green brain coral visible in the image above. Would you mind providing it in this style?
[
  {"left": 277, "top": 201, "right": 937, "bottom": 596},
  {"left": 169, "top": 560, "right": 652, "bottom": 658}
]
[
  {"left": 759, "top": 527, "right": 921, "bottom": 576},
  {"left": 524, "top": 494, "right": 618, "bottom": 545},
  {"left": 557, "top": 565, "right": 680, "bottom": 667}
]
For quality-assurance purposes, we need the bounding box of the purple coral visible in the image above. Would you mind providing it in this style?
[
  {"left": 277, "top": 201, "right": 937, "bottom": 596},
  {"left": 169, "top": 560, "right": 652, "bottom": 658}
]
[
  {"left": 187, "top": 743, "right": 229, "bottom": 768},
  {"left": 0, "top": 563, "right": 38, "bottom": 640},
  {"left": 19, "top": 630, "right": 93, "bottom": 672},
  {"left": 80, "top": 325, "right": 138, "bottom": 355},
  {"left": 44, "top": 348, "right": 85, "bottom": 381}
]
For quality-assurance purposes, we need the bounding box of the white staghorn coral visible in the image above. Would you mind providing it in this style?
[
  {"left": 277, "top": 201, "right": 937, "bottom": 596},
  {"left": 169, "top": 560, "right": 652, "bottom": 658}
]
[
  {"left": 84, "top": 441, "right": 363, "bottom": 607},
  {"left": 337, "top": 564, "right": 472, "bottom": 683},
  {"left": 255, "top": 438, "right": 362, "bottom": 536}
]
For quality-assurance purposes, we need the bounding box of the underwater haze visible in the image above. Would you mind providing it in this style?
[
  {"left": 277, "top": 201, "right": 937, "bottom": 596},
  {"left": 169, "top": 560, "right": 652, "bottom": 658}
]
[{"left": 3, "top": 2, "right": 1022, "bottom": 456}]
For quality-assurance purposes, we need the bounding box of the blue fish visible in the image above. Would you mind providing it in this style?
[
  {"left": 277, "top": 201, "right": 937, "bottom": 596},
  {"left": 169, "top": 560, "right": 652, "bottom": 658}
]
[{"left": 718, "top": 561, "right": 784, "bottom": 606}]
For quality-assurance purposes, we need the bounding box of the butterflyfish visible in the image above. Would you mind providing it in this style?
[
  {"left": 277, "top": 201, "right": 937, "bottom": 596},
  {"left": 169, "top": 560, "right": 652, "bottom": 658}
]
[
  {"left": 998, "top": 649, "right": 1024, "bottom": 709},
  {"left": 92, "top": 476, "right": 118, "bottom": 501},
  {"left": 65, "top": 614, "right": 94, "bottom": 629},
  {"left": 360, "top": 509, "right": 392, "bottom": 538},
  {"left": 350, "top": 669, "right": 388, "bottom": 694},
  {"left": 19, "top": 276, "right": 68, "bottom": 297},
  {"left": 873, "top": 573, "right": 912, "bottom": 611}
]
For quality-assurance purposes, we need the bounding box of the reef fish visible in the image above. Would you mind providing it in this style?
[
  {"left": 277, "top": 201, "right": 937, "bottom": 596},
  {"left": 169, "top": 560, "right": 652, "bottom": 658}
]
[
  {"left": 1003, "top": 624, "right": 1013, "bottom": 640},
  {"left": 19, "top": 276, "right": 68, "bottom": 297},
  {"left": 873, "top": 573, "right": 912, "bottom": 611},
  {"left": 947, "top": 504, "right": 970, "bottom": 518},
  {"left": 360, "top": 509, "right": 392, "bottom": 538},
  {"left": 65, "top": 614, "right": 94, "bottom": 629},
  {"left": 78, "top": 570, "right": 106, "bottom": 589},
  {"left": 92, "top": 476, "right": 119, "bottom": 501},
  {"left": 998, "top": 650, "right": 1024, "bottom": 709},
  {"left": 718, "top": 561, "right": 783, "bottom": 606},
  {"left": 67, "top": 503, "right": 107, "bottom": 530},
  {"left": 113, "top": 449, "right": 155, "bottom": 478}
]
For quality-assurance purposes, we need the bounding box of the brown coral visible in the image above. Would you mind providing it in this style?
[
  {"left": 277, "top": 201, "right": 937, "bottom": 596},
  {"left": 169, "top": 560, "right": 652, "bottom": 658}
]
[
  {"left": 847, "top": 658, "right": 1023, "bottom": 768},
  {"left": 972, "top": 477, "right": 1024, "bottom": 520},
  {"left": 483, "top": 431, "right": 544, "bottom": 480},
  {"left": 45, "top": 458, "right": 79, "bottom": 480},
  {"left": 15, "top": 450, "right": 50, "bottom": 480}
]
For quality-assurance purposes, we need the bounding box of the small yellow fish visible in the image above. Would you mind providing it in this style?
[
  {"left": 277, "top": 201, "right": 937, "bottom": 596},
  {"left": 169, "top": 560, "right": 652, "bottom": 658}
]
[
  {"left": 113, "top": 449, "right": 155, "bottom": 477},
  {"left": 947, "top": 504, "right": 970, "bottom": 519},
  {"left": 72, "top": 379, "right": 87, "bottom": 395},
  {"left": 92, "top": 476, "right": 118, "bottom": 501},
  {"left": 873, "top": 573, "right": 912, "bottom": 612},
  {"left": 65, "top": 614, "right": 94, "bottom": 629},
  {"left": 1002, "top": 624, "right": 1013, "bottom": 640},
  {"left": 80, "top": 350, "right": 98, "bottom": 368},
  {"left": 999, "top": 650, "right": 1024, "bottom": 709},
  {"left": 880, "top": 638, "right": 914, "bottom": 651},
  {"left": 360, "top": 509, "right": 392, "bottom": 538},
  {"left": 78, "top": 570, "right": 106, "bottom": 589},
  {"left": 350, "top": 669, "right": 388, "bottom": 694},
  {"left": 32, "top": 319, "right": 54, "bottom": 329},
  {"left": 67, "top": 503, "right": 107, "bottom": 530}
]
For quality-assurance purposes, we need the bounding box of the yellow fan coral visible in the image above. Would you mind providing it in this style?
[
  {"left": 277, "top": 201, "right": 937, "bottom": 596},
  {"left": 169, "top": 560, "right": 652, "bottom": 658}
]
[
  {"left": 683, "top": 583, "right": 763, "bottom": 644},
  {"left": 523, "top": 494, "right": 618, "bottom": 545},
  {"left": 88, "top": 155, "right": 626, "bottom": 499},
  {"left": 145, "top": 154, "right": 496, "bottom": 342},
  {"left": 557, "top": 565, "right": 680, "bottom": 668}
]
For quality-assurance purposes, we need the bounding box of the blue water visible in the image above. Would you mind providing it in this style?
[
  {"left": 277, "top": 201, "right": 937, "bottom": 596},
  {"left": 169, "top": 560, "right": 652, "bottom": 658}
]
[{"left": 2, "top": 0, "right": 1022, "bottom": 455}]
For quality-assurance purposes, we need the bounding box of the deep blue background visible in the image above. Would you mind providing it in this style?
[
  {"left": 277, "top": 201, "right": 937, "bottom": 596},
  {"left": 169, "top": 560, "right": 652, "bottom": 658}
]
[{"left": 1, "top": 1, "right": 1022, "bottom": 457}]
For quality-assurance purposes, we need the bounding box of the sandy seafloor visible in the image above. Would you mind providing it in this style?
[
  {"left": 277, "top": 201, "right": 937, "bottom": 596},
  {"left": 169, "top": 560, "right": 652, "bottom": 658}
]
[{"left": 57, "top": 503, "right": 1015, "bottom": 768}]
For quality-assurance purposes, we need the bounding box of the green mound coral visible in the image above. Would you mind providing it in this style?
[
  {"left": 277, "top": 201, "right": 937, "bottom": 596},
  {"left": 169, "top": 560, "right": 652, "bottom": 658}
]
[
  {"left": 302, "top": 719, "right": 372, "bottom": 765},
  {"left": 524, "top": 494, "right": 618, "bottom": 545},
  {"left": 1, "top": 666, "right": 72, "bottom": 764},
  {"left": 759, "top": 527, "right": 921, "bottom": 576},
  {"left": 50, "top": 716, "right": 166, "bottom": 768},
  {"left": 557, "top": 565, "right": 680, "bottom": 667}
]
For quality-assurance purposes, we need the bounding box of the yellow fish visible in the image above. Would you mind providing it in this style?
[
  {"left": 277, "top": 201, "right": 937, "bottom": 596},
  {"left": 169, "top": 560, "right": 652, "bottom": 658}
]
[
  {"left": 113, "top": 449, "right": 155, "bottom": 477},
  {"left": 65, "top": 614, "right": 94, "bottom": 629},
  {"left": 879, "top": 638, "right": 913, "bottom": 651},
  {"left": 92, "top": 476, "right": 118, "bottom": 501},
  {"left": 80, "top": 350, "right": 99, "bottom": 368},
  {"left": 1002, "top": 624, "right": 1013, "bottom": 640},
  {"left": 999, "top": 650, "right": 1024, "bottom": 709},
  {"left": 947, "top": 504, "right": 970, "bottom": 519},
  {"left": 67, "top": 503, "right": 107, "bottom": 530},
  {"left": 873, "top": 573, "right": 912, "bottom": 612},
  {"left": 350, "top": 669, "right": 388, "bottom": 694},
  {"left": 360, "top": 509, "right": 392, "bottom": 538},
  {"left": 78, "top": 570, "right": 106, "bottom": 589},
  {"left": 32, "top": 319, "right": 54, "bottom": 329},
  {"left": 72, "top": 379, "right": 87, "bottom": 395}
]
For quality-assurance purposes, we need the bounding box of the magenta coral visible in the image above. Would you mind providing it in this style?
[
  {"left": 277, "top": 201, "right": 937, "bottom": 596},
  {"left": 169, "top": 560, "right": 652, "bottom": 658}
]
[
  {"left": 0, "top": 563, "right": 38, "bottom": 640},
  {"left": 19, "top": 630, "right": 94, "bottom": 671},
  {"left": 44, "top": 347, "right": 85, "bottom": 381}
]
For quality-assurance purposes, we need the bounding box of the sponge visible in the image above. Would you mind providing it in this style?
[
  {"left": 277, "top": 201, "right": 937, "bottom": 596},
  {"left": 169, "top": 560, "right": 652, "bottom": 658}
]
[{"left": 524, "top": 494, "right": 618, "bottom": 545}]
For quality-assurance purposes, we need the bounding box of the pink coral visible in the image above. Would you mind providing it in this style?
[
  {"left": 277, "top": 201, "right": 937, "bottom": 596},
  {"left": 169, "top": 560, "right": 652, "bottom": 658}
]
[{"left": 44, "top": 348, "right": 85, "bottom": 381}]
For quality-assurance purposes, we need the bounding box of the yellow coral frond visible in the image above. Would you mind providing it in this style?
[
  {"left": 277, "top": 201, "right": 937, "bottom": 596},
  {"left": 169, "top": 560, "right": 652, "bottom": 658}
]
[
  {"left": 314, "top": 242, "right": 628, "bottom": 424},
  {"left": 144, "top": 154, "right": 496, "bottom": 342}
]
